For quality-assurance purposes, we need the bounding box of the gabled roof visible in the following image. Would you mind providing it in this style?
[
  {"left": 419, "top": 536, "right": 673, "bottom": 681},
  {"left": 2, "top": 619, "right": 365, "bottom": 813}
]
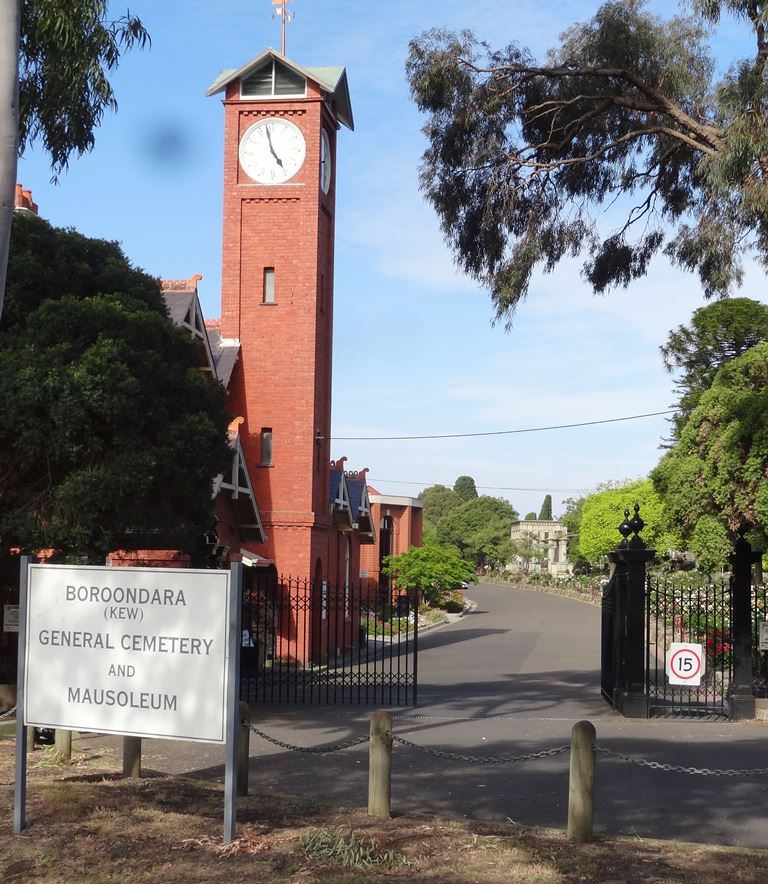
[
  {"left": 213, "top": 419, "right": 266, "bottom": 545},
  {"left": 162, "top": 278, "right": 261, "bottom": 547},
  {"left": 206, "top": 48, "right": 354, "bottom": 131},
  {"left": 329, "top": 459, "right": 354, "bottom": 531},
  {"left": 346, "top": 471, "right": 375, "bottom": 545},
  {"left": 205, "top": 324, "right": 241, "bottom": 390},
  {"left": 161, "top": 276, "right": 217, "bottom": 375}
]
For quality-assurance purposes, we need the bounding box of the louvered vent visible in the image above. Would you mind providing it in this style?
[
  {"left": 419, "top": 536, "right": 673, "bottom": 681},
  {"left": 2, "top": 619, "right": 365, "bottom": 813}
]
[{"left": 241, "top": 60, "right": 306, "bottom": 98}]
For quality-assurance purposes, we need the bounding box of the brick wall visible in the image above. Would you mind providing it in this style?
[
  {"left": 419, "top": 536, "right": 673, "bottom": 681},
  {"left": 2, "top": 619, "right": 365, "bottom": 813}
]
[{"left": 219, "top": 75, "right": 339, "bottom": 581}]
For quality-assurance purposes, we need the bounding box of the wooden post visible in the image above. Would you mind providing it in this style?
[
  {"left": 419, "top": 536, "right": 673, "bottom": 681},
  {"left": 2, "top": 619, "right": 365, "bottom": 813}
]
[
  {"left": 368, "top": 711, "right": 392, "bottom": 818},
  {"left": 567, "top": 720, "right": 596, "bottom": 843},
  {"left": 54, "top": 729, "right": 71, "bottom": 763},
  {"left": 25, "top": 726, "right": 34, "bottom": 753},
  {"left": 237, "top": 701, "right": 250, "bottom": 797},
  {"left": 122, "top": 736, "right": 141, "bottom": 778}
]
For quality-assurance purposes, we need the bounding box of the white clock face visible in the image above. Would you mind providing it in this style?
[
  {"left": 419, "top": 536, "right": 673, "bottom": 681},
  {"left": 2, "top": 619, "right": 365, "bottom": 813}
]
[
  {"left": 239, "top": 117, "right": 306, "bottom": 184},
  {"left": 320, "top": 129, "right": 332, "bottom": 194}
]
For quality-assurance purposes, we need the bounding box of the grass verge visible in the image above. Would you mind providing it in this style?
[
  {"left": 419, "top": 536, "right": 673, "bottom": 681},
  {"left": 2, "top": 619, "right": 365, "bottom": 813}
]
[{"left": 2, "top": 744, "right": 768, "bottom": 882}]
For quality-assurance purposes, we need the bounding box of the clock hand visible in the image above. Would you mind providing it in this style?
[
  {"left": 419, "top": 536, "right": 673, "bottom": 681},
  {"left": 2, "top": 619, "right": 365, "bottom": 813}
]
[{"left": 264, "top": 125, "right": 284, "bottom": 168}]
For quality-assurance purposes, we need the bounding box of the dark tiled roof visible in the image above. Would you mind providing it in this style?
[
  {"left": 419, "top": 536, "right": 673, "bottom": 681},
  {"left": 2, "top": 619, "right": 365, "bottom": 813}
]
[
  {"left": 162, "top": 290, "right": 195, "bottom": 326},
  {"left": 206, "top": 327, "right": 240, "bottom": 389},
  {"left": 346, "top": 477, "right": 366, "bottom": 520},
  {"left": 329, "top": 470, "right": 343, "bottom": 506}
]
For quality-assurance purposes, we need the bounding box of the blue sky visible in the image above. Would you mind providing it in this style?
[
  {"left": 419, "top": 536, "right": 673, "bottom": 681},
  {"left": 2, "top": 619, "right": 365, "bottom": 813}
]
[{"left": 16, "top": 1, "right": 766, "bottom": 519}]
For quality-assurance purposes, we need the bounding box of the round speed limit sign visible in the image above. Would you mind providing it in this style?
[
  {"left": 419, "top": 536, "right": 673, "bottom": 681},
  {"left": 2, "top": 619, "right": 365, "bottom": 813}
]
[{"left": 667, "top": 642, "right": 705, "bottom": 686}]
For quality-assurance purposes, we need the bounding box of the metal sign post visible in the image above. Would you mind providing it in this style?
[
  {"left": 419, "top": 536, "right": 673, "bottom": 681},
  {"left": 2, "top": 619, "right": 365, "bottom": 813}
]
[
  {"left": 223, "top": 562, "right": 243, "bottom": 843},
  {"left": 14, "top": 556, "right": 32, "bottom": 833}
]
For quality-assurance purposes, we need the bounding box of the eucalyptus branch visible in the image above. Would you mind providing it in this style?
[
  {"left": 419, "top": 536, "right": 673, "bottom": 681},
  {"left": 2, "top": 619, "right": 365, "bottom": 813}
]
[{"left": 461, "top": 59, "right": 724, "bottom": 149}]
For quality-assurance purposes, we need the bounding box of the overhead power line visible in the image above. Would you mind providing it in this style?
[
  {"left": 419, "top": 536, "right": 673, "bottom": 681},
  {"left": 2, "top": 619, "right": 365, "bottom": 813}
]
[
  {"left": 369, "top": 479, "right": 594, "bottom": 492},
  {"left": 330, "top": 409, "right": 677, "bottom": 442}
]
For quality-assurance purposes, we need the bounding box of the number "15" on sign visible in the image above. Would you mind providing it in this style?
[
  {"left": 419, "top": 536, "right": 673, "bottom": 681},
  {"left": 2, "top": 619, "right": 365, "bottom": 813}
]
[{"left": 667, "top": 642, "right": 705, "bottom": 686}]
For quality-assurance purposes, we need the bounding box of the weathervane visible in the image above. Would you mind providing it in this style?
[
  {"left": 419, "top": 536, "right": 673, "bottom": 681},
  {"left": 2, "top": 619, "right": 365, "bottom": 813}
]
[{"left": 272, "top": 0, "right": 295, "bottom": 55}]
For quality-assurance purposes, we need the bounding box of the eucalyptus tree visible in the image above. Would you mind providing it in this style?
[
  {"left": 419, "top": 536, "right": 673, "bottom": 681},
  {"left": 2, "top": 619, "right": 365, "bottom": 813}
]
[
  {"left": 0, "top": 1, "right": 149, "bottom": 319},
  {"left": 407, "top": 1, "right": 768, "bottom": 325}
]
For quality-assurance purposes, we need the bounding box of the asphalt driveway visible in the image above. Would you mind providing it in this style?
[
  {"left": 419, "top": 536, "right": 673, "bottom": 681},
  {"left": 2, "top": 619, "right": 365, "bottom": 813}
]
[{"left": 45, "top": 583, "right": 768, "bottom": 847}]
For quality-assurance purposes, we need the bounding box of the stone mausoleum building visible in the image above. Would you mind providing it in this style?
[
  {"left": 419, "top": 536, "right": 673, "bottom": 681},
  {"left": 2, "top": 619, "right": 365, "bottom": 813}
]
[{"left": 509, "top": 519, "right": 570, "bottom": 577}]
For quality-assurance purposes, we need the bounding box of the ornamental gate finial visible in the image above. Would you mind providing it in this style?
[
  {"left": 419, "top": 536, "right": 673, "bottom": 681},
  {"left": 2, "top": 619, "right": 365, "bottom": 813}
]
[{"left": 617, "top": 502, "right": 646, "bottom": 549}]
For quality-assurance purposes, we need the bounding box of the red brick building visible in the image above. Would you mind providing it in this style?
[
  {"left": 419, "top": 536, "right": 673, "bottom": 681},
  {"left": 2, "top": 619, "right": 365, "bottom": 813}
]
[
  {"left": 360, "top": 489, "right": 424, "bottom": 592},
  {"left": 206, "top": 49, "right": 376, "bottom": 585}
]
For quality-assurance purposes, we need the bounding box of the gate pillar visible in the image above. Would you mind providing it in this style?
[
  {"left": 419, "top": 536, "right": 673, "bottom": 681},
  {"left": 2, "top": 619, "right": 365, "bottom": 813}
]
[
  {"left": 611, "top": 505, "right": 653, "bottom": 719},
  {"left": 729, "top": 537, "right": 757, "bottom": 721}
]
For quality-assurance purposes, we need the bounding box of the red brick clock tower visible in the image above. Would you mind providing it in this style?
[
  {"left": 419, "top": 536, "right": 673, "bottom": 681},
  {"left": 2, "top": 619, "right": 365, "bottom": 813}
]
[{"left": 207, "top": 51, "right": 353, "bottom": 580}]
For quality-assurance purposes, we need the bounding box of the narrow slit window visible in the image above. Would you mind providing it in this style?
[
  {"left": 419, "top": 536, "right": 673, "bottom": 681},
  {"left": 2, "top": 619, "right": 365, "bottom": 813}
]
[
  {"left": 261, "top": 428, "right": 273, "bottom": 465},
  {"left": 263, "top": 268, "right": 275, "bottom": 304}
]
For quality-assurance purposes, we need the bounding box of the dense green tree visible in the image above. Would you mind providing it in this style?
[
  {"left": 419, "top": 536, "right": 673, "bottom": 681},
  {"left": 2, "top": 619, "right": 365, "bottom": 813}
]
[
  {"left": 419, "top": 484, "right": 462, "bottom": 530},
  {"left": 0, "top": 213, "right": 231, "bottom": 561},
  {"left": 577, "top": 479, "right": 680, "bottom": 563},
  {"left": 560, "top": 496, "right": 584, "bottom": 563},
  {"left": 383, "top": 539, "right": 476, "bottom": 604},
  {"left": 652, "top": 342, "right": 768, "bottom": 553},
  {"left": 407, "top": 2, "right": 768, "bottom": 325},
  {"left": 524, "top": 512, "right": 537, "bottom": 521},
  {"left": 453, "top": 475, "right": 478, "bottom": 501},
  {"left": 0, "top": 1, "right": 149, "bottom": 319},
  {"left": 436, "top": 495, "right": 517, "bottom": 568},
  {"left": 661, "top": 298, "right": 768, "bottom": 440},
  {"left": 538, "top": 494, "right": 553, "bottom": 521},
  {"left": 689, "top": 515, "right": 732, "bottom": 574}
]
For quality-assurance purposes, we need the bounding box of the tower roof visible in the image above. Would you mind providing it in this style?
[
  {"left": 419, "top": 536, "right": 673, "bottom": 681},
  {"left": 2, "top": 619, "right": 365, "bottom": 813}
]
[{"left": 206, "top": 48, "right": 354, "bottom": 130}]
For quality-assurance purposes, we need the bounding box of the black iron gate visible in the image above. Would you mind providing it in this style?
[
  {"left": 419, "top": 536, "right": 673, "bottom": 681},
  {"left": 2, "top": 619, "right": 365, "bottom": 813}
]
[
  {"left": 240, "top": 571, "right": 418, "bottom": 706},
  {"left": 645, "top": 577, "right": 733, "bottom": 716},
  {"left": 600, "top": 570, "right": 619, "bottom": 707}
]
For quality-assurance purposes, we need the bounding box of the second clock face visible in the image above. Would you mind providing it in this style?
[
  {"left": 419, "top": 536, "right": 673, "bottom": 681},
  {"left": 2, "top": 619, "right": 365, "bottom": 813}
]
[{"left": 239, "top": 117, "right": 306, "bottom": 185}]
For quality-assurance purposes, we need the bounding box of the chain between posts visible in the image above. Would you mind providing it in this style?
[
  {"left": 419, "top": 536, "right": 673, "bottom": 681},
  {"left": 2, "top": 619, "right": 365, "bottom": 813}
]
[
  {"left": 246, "top": 722, "right": 370, "bottom": 754},
  {"left": 388, "top": 732, "right": 570, "bottom": 765},
  {"left": 0, "top": 706, "right": 16, "bottom": 721},
  {"left": 596, "top": 745, "right": 768, "bottom": 777},
  {"left": 244, "top": 720, "right": 768, "bottom": 777}
]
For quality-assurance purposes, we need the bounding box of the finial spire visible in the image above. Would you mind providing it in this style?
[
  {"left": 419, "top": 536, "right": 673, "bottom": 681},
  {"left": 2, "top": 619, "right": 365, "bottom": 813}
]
[{"left": 272, "top": 0, "right": 294, "bottom": 55}]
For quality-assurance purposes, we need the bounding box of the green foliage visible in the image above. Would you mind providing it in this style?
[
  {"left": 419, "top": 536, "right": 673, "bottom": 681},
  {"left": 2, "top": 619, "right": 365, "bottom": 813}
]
[
  {"left": 382, "top": 540, "right": 475, "bottom": 604},
  {"left": 19, "top": 1, "right": 150, "bottom": 177},
  {"left": 577, "top": 479, "right": 680, "bottom": 563},
  {"left": 524, "top": 512, "right": 537, "bottom": 521},
  {"left": 419, "top": 483, "right": 462, "bottom": 530},
  {"left": 538, "top": 494, "right": 553, "bottom": 521},
  {"left": 0, "top": 214, "right": 231, "bottom": 561},
  {"left": 453, "top": 475, "right": 478, "bottom": 501},
  {"left": 652, "top": 342, "right": 768, "bottom": 549},
  {"left": 661, "top": 298, "right": 768, "bottom": 440},
  {"left": 300, "top": 828, "right": 408, "bottom": 870},
  {"left": 560, "top": 496, "right": 584, "bottom": 562},
  {"left": 435, "top": 495, "right": 518, "bottom": 568},
  {"left": 510, "top": 531, "right": 542, "bottom": 573},
  {"left": 690, "top": 516, "right": 732, "bottom": 573},
  {"left": 406, "top": 2, "right": 768, "bottom": 324}
]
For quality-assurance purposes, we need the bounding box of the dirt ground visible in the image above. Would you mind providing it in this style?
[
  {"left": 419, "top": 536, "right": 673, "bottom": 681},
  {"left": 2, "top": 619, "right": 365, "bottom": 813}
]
[{"left": 2, "top": 741, "right": 768, "bottom": 883}]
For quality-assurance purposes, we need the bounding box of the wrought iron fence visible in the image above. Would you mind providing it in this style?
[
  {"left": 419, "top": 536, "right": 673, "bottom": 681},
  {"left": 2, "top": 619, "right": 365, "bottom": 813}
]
[
  {"left": 752, "top": 582, "right": 768, "bottom": 696},
  {"left": 240, "top": 572, "right": 418, "bottom": 706},
  {"left": 645, "top": 577, "right": 733, "bottom": 716}
]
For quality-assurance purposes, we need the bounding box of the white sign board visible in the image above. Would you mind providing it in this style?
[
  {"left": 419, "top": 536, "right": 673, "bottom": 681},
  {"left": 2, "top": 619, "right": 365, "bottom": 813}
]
[
  {"left": 24, "top": 565, "right": 231, "bottom": 743},
  {"left": 3, "top": 604, "right": 19, "bottom": 632},
  {"left": 759, "top": 622, "right": 768, "bottom": 652},
  {"left": 666, "top": 642, "right": 705, "bottom": 687}
]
